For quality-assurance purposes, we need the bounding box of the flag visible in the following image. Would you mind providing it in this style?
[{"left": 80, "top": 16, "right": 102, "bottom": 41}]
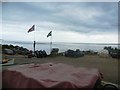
[
  {"left": 47, "top": 31, "right": 52, "bottom": 37},
  {"left": 27, "top": 25, "right": 35, "bottom": 33}
]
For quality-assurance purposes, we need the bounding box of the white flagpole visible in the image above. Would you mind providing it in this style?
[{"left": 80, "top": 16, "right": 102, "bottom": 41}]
[
  {"left": 50, "top": 33, "right": 52, "bottom": 53},
  {"left": 47, "top": 31, "right": 52, "bottom": 54},
  {"left": 34, "top": 27, "right": 35, "bottom": 41}
]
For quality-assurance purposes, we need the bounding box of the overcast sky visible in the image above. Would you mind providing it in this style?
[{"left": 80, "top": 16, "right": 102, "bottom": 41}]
[{"left": 1, "top": 2, "right": 118, "bottom": 43}]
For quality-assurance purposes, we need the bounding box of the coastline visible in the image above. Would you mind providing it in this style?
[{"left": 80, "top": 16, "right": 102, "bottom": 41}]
[
  {"left": 1, "top": 43, "right": 119, "bottom": 85},
  {"left": 1, "top": 41, "right": 119, "bottom": 54}
]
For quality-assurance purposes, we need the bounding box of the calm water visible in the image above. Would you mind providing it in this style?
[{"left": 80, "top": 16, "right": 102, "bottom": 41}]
[{"left": 2, "top": 40, "right": 118, "bottom": 54}]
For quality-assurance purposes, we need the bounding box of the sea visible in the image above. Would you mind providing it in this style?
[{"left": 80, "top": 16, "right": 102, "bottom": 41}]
[{"left": 1, "top": 40, "right": 119, "bottom": 54}]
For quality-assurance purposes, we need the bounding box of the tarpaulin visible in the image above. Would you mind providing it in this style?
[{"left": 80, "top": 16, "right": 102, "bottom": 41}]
[{"left": 2, "top": 63, "right": 102, "bottom": 89}]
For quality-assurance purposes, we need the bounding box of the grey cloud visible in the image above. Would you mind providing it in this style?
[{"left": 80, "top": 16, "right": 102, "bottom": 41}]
[{"left": 2, "top": 2, "right": 118, "bottom": 34}]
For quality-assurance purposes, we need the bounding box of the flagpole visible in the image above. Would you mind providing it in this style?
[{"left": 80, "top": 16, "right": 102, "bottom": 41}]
[
  {"left": 27, "top": 25, "right": 35, "bottom": 56},
  {"left": 50, "top": 33, "right": 52, "bottom": 53},
  {"left": 33, "top": 25, "right": 35, "bottom": 56},
  {"left": 47, "top": 31, "right": 52, "bottom": 54},
  {"left": 34, "top": 27, "right": 35, "bottom": 41}
]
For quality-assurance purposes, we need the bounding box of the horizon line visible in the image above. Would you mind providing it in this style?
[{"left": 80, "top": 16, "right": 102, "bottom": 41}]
[{"left": 1, "top": 39, "right": 119, "bottom": 44}]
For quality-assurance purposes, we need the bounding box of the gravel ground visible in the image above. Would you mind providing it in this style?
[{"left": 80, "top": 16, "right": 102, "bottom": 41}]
[{"left": 2, "top": 54, "right": 118, "bottom": 85}]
